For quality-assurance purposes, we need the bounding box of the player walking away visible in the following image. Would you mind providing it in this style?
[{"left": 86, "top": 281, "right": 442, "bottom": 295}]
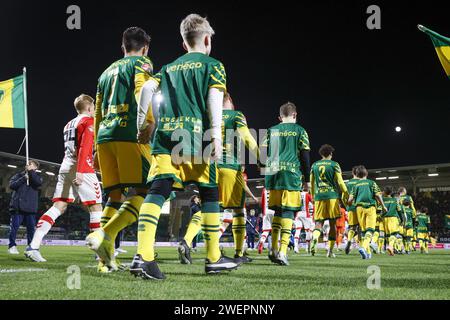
[
  {"left": 380, "top": 186, "right": 404, "bottom": 256},
  {"left": 214, "top": 93, "right": 259, "bottom": 263},
  {"left": 130, "top": 14, "right": 239, "bottom": 279},
  {"left": 416, "top": 207, "right": 431, "bottom": 254},
  {"left": 25, "top": 95, "right": 102, "bottom": 262},
  {"left": 402, "top": 199, "right": 415, "bottom": 254},
  {"left": 293, "top": 190, "right": 314, "bottom": 254},
  {"left": 371, "top": 203, "right": 386, "bottom": 254},
  {"left": 335, "top": 207, "right": 347, "bottom": 250},
  {"left": 258, "top": 188, "right": 275, "bottom": 254},
  {"left": 310, "top": 144, "right": 348, "bottom": 258},
  {"left": 348, "top": 166, "right": 386, "bottom": 259},
  {"left": 85, "top": 27, "right": 156, "bottom": 272},
  {"left": 393, "top": 192, "right": 406, "bottom": 254},
  {"left": 178, "top": 195, "right": 202, "bottom": 264},
  {"left": 344, "top": 167, "right": 360, "bottom": 254},
  {"left": 263, "top": 102, "right": 311, "bottom": 266}
]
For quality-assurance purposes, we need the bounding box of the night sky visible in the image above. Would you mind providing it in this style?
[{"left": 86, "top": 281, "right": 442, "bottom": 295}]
[{"left": 1, "top": 1, "right": 449, "bottom": 178}]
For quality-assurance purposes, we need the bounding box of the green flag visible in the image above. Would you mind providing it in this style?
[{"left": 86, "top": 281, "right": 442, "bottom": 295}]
[
  {"left": 418, "top": 25, "right": 450, "bottom": 79},
  {"left": 0, "top": 74, "right": 26, "bottom": 128}
]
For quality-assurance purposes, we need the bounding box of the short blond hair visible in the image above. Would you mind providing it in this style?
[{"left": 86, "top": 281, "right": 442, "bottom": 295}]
[
  {"left": 74, "top": 94, "right": 94, "bottom": 113},
  {"left": 180, "top": 14, "right": 215, "bottom": 47}
]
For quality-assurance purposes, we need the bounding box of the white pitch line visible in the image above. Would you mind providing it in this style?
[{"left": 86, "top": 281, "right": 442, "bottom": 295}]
[{"left": 0, "top": 268, "right": 48, "bottom": 273}]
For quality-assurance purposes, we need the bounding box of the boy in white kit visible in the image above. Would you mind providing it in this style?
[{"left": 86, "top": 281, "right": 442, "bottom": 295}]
[{"left": 25, "top": 94, "right": 103, "bottom": 262}]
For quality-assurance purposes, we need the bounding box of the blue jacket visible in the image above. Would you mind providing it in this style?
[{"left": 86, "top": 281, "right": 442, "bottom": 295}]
[
  {"left": 9, "top": 170, "right": 42, "bottom": 213},
  {"left": 246, "top": 215, "right": 258, "bottom": 234}
]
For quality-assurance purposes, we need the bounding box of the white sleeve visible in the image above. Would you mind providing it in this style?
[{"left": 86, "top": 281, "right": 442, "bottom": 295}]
[
  {"left": 206, "top": 87, "right": 224, "bottom": 141},
  {"left": 137, "top": 79, "right": 159, "bottom": 130}
]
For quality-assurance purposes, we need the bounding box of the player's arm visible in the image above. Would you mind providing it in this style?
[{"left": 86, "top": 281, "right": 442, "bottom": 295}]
[
  {"left": 410, "top": 197, "right": 417, "bottom": 217},
  {"left": 309, "top": 169, "right": 315, "bottom": 200},
  {"left": 243, "top": 178, "right": 258, "bottom": 202},
  {"left": 348, "top": 185, "right": 356, "bottom": 206},
  {"left": 334, "top": 164, "right": 348, "bottom": 204},
  {"left": 298, "top": 130, "right": 311, "bottom": 188},
  {"left": 207, "top": 62, "right": 227, "bottom": 161},
  {"left": 236, "top": 113, "right": 260, "bottom": 163},
  {"left": 135, "top": 58, "right": 159, "bottom": 143},
  {"left": 94, "top": 83, "right": 103, "bottom": 150},
  {"left": 396, "top": 203, "right": 405, "bottom": 225},
  {"left": 74, "top": 119, "right": 94, "bottom": 186}
]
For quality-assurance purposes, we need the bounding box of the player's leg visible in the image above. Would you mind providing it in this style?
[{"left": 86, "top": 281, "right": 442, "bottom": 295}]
[
  {"left": 326, "top": 200, "right": 340, "bottom": 258},
  {"left": 183, "top": 210, "right": 202, "bottom": 247},
  {"left": 363, "top": 207, "right": 376, "bottom": 259},
  {"left": 276, "top": 210, "right": 295, "bottom": 265},
  {"left": 26, "top": 201, "right": 68, "bottom": 262},
  {"left": 293, "top": 215, "right": 302, "bottom": 253},
  {"left": 219, "top": 210, "right": 233, "bottom": 238},
  {"left": 327, "top": 219, "right": 337, "bottom": 258},
  {"left": 131, "top": 178, "right": 172, "bottom": 280},
  {"left": 311, "top": 200, "right": 326, "bottom": 256},
  {"left": 232, "top": 208, "right": 247, "bottom": 259}
]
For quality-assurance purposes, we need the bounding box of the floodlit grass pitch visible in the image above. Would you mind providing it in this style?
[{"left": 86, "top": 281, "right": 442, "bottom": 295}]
[{"left": 0, "top": 246, "right": 449, "bottom": 300}]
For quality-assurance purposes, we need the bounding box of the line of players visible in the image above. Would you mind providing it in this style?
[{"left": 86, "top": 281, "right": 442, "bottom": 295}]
[{"left": 23, "top": 14, "right": 432, "bottom": 280}]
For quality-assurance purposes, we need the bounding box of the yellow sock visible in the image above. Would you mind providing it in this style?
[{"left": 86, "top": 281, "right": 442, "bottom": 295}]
[
  {"left": 104, "top": 195, "right": 144, "bottom": 241},
  {"left": 271, "top": 216, "right": 282, "bottom": 252},
  {"left": 137, "top": 194, "right": 165, "bottom": 261},
  {"left": 372, "top": 231, "right": 379, "bottom": 245},
  {"left": 378, "top": 237, "right": 384, "bottom": 252},
  {"left": 232, "top": 210, "right": 246, "bottom": 256},
  {"left": 201, "top": 201, "right": 221, "bottom": 262},
  {"left": 184, "top": 211, "right": 202, "bottom": 247},
  {"left": 396, "top": 238, "right": 403, "bottom": 251},
  {"left": 328, "top": 239, "right": 336, "bottom": 251},
  {"left": 348, "top": 229, "right": 355, "bottom": 242},
  {"left": 279, "top": 217, "right": 294, "bottom": 255},
  {"left": 388, "top": 235, "right": 396, "bottom": 249},
  {"left": 363, "top": 231, "right": 373, "bottom": 253},
  {"left": 424, "top": 242, "right": 429, "bottom": 253},
  {"left": 100, "top": 202, "right": 122, "bottom": 228}
]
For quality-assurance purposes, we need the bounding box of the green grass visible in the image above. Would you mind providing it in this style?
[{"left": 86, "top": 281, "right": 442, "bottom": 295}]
[{"left": 0, "top": 245, "right": 449, "bottom": 300}]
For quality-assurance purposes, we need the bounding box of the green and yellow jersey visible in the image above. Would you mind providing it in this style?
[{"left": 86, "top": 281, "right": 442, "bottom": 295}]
[
  {"left": 350, "top": 178, "right": 381, "bottom": 208},
  {"left": 416, "top": 213, "right": 430, "bottom": 233},
  {"left": 404, "top": 206, "right": 415, "bottom": 229},
  {"left": 218, "top": 109, "right": 259, "bottom": 171},
  {"left": 263, "top": 123, "right": 310, "bottom": 191},
  {"left": 382, "top": 196, "right": 402, "bottom": 219},
  {"left": 95, "top": 55, "right": 155, "bottom": 145},
  {"left": 345, "top": 178, "right": 359, "bottom": 211},
  {"left": 151, "top": 52, "right": 226, "bottom": 156},
  {"left": 310, "top": 160, "right": 348, "bottom": 201},
  {"left": 399, "top": 194, "right": 417, "bottom": 217}
]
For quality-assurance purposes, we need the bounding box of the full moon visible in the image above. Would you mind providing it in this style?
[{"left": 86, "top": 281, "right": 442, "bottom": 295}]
[{"left": 395, "top": 126, "right": 402, "bottom": 132}]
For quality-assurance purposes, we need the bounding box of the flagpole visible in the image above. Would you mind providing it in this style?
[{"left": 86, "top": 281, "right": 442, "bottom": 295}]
[{"left": 23, "top": 67, "right": 29, "bottom": 185}]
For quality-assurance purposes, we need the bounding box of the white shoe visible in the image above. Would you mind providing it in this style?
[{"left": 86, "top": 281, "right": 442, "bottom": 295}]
[
  {"left": 294, "top": 246, "right": 299, "bottom": 254},
  {"left": 115, "top": 248, "right": 127, "bottom": 254},
  {"left": 326, "top": 250, "right": 336, "bottom": 258},
  {"left": 24, "top": 247, "right": 47, "bottom": 262},
  {"left": 8, "top": 246, "right": 19, "bottom": 254}
]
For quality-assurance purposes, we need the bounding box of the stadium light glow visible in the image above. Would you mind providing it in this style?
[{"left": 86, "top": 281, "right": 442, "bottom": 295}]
[
  {"left": 7, "top": 164, "right": 17, "bottom": 168},
  {"left": 395, "top": 126, "right": 402, "bottom": 132},
  {"left": 35, "top": 170, "right": 42, "bottom": 173},
  {"left": 45, "top": 172, "right": 55, "bottom": 176},
  {"left": 388, "top": 176, "right": 399, "bottom": 180},
  {"left": 428, "top": 173, "right": 439, "bottom": 177},
  {"left": 256, "top": 185, "right": 264, "bottom": 189},
  {"left": 376, "top": 177, "right": 387, "bottom": 180}
]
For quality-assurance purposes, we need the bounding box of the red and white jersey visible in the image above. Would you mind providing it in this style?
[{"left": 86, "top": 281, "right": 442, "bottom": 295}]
[
  {"left": 60, "top": 114, "right": 95, "bottom": 174},
  {"left": 300, "top": 191, "right": 314, "bottom": 218}
]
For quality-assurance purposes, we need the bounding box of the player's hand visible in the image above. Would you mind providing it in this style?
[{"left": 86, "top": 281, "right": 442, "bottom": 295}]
[
  {"left": 382, "top": 205, "right": 388, "bottom": 213},
  {"left": 211, "top": 138, "right": 223, "bottom": 161},
  {"left": 73, "top": 172, "right": 84, "bottom": 186},
  {"left": 137, "top": 125, "right": 152, "bottom": 144},
  {"left": 252, "top": 195, "right": 258, "bottom": 203},
  {"left": 93, "top": 152, "right": 100, "bottom": 171}
]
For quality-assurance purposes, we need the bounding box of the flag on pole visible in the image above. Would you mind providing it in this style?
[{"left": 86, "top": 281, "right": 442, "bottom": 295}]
[
  {"left": 0, "top": 74, "right": 26, "bottom": 128},
  {"left": 418, "top": 25, "right": 450, "bottom": 79}
]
